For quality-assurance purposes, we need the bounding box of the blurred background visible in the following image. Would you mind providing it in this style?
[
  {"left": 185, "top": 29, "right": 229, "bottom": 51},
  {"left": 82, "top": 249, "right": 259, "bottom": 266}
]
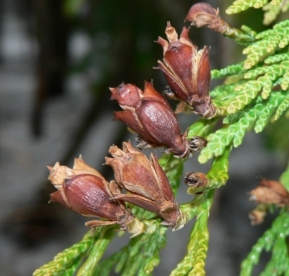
[{"left": 0, "top": 0, "right": 288, "bottom": 275}]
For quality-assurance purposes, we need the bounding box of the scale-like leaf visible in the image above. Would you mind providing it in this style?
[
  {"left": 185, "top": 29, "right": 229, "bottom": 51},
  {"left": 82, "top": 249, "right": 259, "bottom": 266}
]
[
  {"left": 241, "top": 212, "right": 289, "bottom": 276},
  {"left": 170, "top": 191, "right": 213, "bottom": 276},
  {"left": 33, "top": 231, "right": 96, "bottom": 276},
  {"left": 226, "top": 0, "right": 282, "bottom": 14}
]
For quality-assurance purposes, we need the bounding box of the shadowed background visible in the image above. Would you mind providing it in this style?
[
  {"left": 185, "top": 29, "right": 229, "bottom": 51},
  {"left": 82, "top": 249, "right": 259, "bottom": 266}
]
[{"left": 0, "top": 0, "right": 287, "bottom": 275}]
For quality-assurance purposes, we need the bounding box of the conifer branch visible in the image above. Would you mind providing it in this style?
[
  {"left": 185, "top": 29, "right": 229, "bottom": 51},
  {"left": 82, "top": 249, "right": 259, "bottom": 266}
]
[
  {"left": 170, "top": 191, "right": 213, "bottom": 276},
  {"left": 33, "top": 230, "right": 97, "bottom": 276},
  {"left": 33, "top": 1, "right": 289, "bottom": 275},
  {"left": 241, "top": 212, "right": 289, "bottom": 276}
]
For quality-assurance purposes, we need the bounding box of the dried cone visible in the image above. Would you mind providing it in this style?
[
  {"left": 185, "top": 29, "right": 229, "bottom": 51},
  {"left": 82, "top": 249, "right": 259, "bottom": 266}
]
[
  {"left": 185, "top": 172, "right": 209, "bottom": 188},
  {"left": 105, "top": 141, "right": 185, "bottom": 230},
  {"left": 185, "top": 3, "right": 226, "bottom": 33},
  {"left": 249, "top": 179, "right": 289, "bottom": 207},
  {"left": 185, "top": 171, "right": 209, "bottom": 194},
  {"left": 48, "top": 157, "right": 136, "bottom": 230},
  {"left": 156, "top": 22, "right": 216, "bottom": 118},
  {"left": 110, "top": 81, "right": 206, "bottom": 157},
  {"left": 185, "top": 3, "right": 250, "bottom": 41}
]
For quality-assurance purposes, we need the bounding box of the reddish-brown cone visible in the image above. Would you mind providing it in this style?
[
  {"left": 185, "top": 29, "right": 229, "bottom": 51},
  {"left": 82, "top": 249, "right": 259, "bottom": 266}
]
[
  {"left": 48, "top": 157, "right": 134, "bottom": 229},
  {"left": 110, "top": 81, "right": 203, "bottom": 158},
  {"left": 249, "top": 179, "right": 289, "bottom": 207},
  {"left": 185, "top": 3, "right": 247, "bottom": 41},
  {"left": 185, "top": 3, "right": 224, "bottom": 32},
  {"left": 105, "top": 141, "right": 182, "bottom": 228},
  {"left": 156, "top": 22, "right": 215, "bottom": 118}
]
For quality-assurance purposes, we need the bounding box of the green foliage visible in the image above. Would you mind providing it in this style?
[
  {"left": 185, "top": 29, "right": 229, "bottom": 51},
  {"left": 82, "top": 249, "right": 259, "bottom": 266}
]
[
  {"left": 94, "top": 224, "right": 167, "bottom": 276},
  {"left": 240, "top": 211, "right": 289, "bottom": 276},
  {"left": 263, "top": 2, "right": 282, "bottom": 25},
  {"left": 206, "top": 147, "right": 230, "bottom": 188},
  {"left": 211, "top": 26, "right": 289, "bottom": 115},
  {"left": 226, "top": 0, "right": 283, "bottom": 14},
  {"left": 211, "top": 63, "right": 246, "bottom": 79},
  {"left": 187, "top": 0, "right": 289, "bottom": 273},
  {"left": 200, "top": 91, "right": 289, "bottom": 163},
  {"left": 243, "top": 20, "right": 289, "bottom": 69},
  {"left": 211, "top": 1, "right": 289, "bottom": 274},
  {"left": 171, "top": 192, "right": 212, "bottom": 276},
  {"left": 172, "top": 148, "right": 229, "bottom": 275},
  {"left": 76, "top": 226, "right": 117, "bottom": 276},
  {"left": 263, "top": 1, "right": 289, "bottom": 25},
  {"left": 33, "top": 230, "right": 96, "bottom": 276}
]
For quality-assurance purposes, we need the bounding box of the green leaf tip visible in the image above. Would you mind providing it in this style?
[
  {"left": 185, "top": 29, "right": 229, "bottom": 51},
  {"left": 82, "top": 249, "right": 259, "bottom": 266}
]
[
  {"left": 241, "top": 212, "right": 289, "bottom": 276},
  {"left": 170, "top": 191, "right": 214, "bottom": 276},
  {"left": 226, "top": 0, "right": 282, "bottom": 14},
  {"left": 33, "top": 231, "right": 95, "bottom": 276},
  {"left": 94, "top": 224, "right": 167, "bottom": 276}
]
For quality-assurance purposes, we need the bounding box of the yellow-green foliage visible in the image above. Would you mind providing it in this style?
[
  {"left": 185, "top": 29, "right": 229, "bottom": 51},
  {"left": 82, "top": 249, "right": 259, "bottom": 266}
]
[{"left": 226, "top": 0, "right": 283, "bottom": 14}]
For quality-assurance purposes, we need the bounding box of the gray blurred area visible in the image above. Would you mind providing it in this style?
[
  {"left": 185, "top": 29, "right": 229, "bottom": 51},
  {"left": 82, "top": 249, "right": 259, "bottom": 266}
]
[{"left": 0, "top": 1, "right": 286, "bottom": 275}]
